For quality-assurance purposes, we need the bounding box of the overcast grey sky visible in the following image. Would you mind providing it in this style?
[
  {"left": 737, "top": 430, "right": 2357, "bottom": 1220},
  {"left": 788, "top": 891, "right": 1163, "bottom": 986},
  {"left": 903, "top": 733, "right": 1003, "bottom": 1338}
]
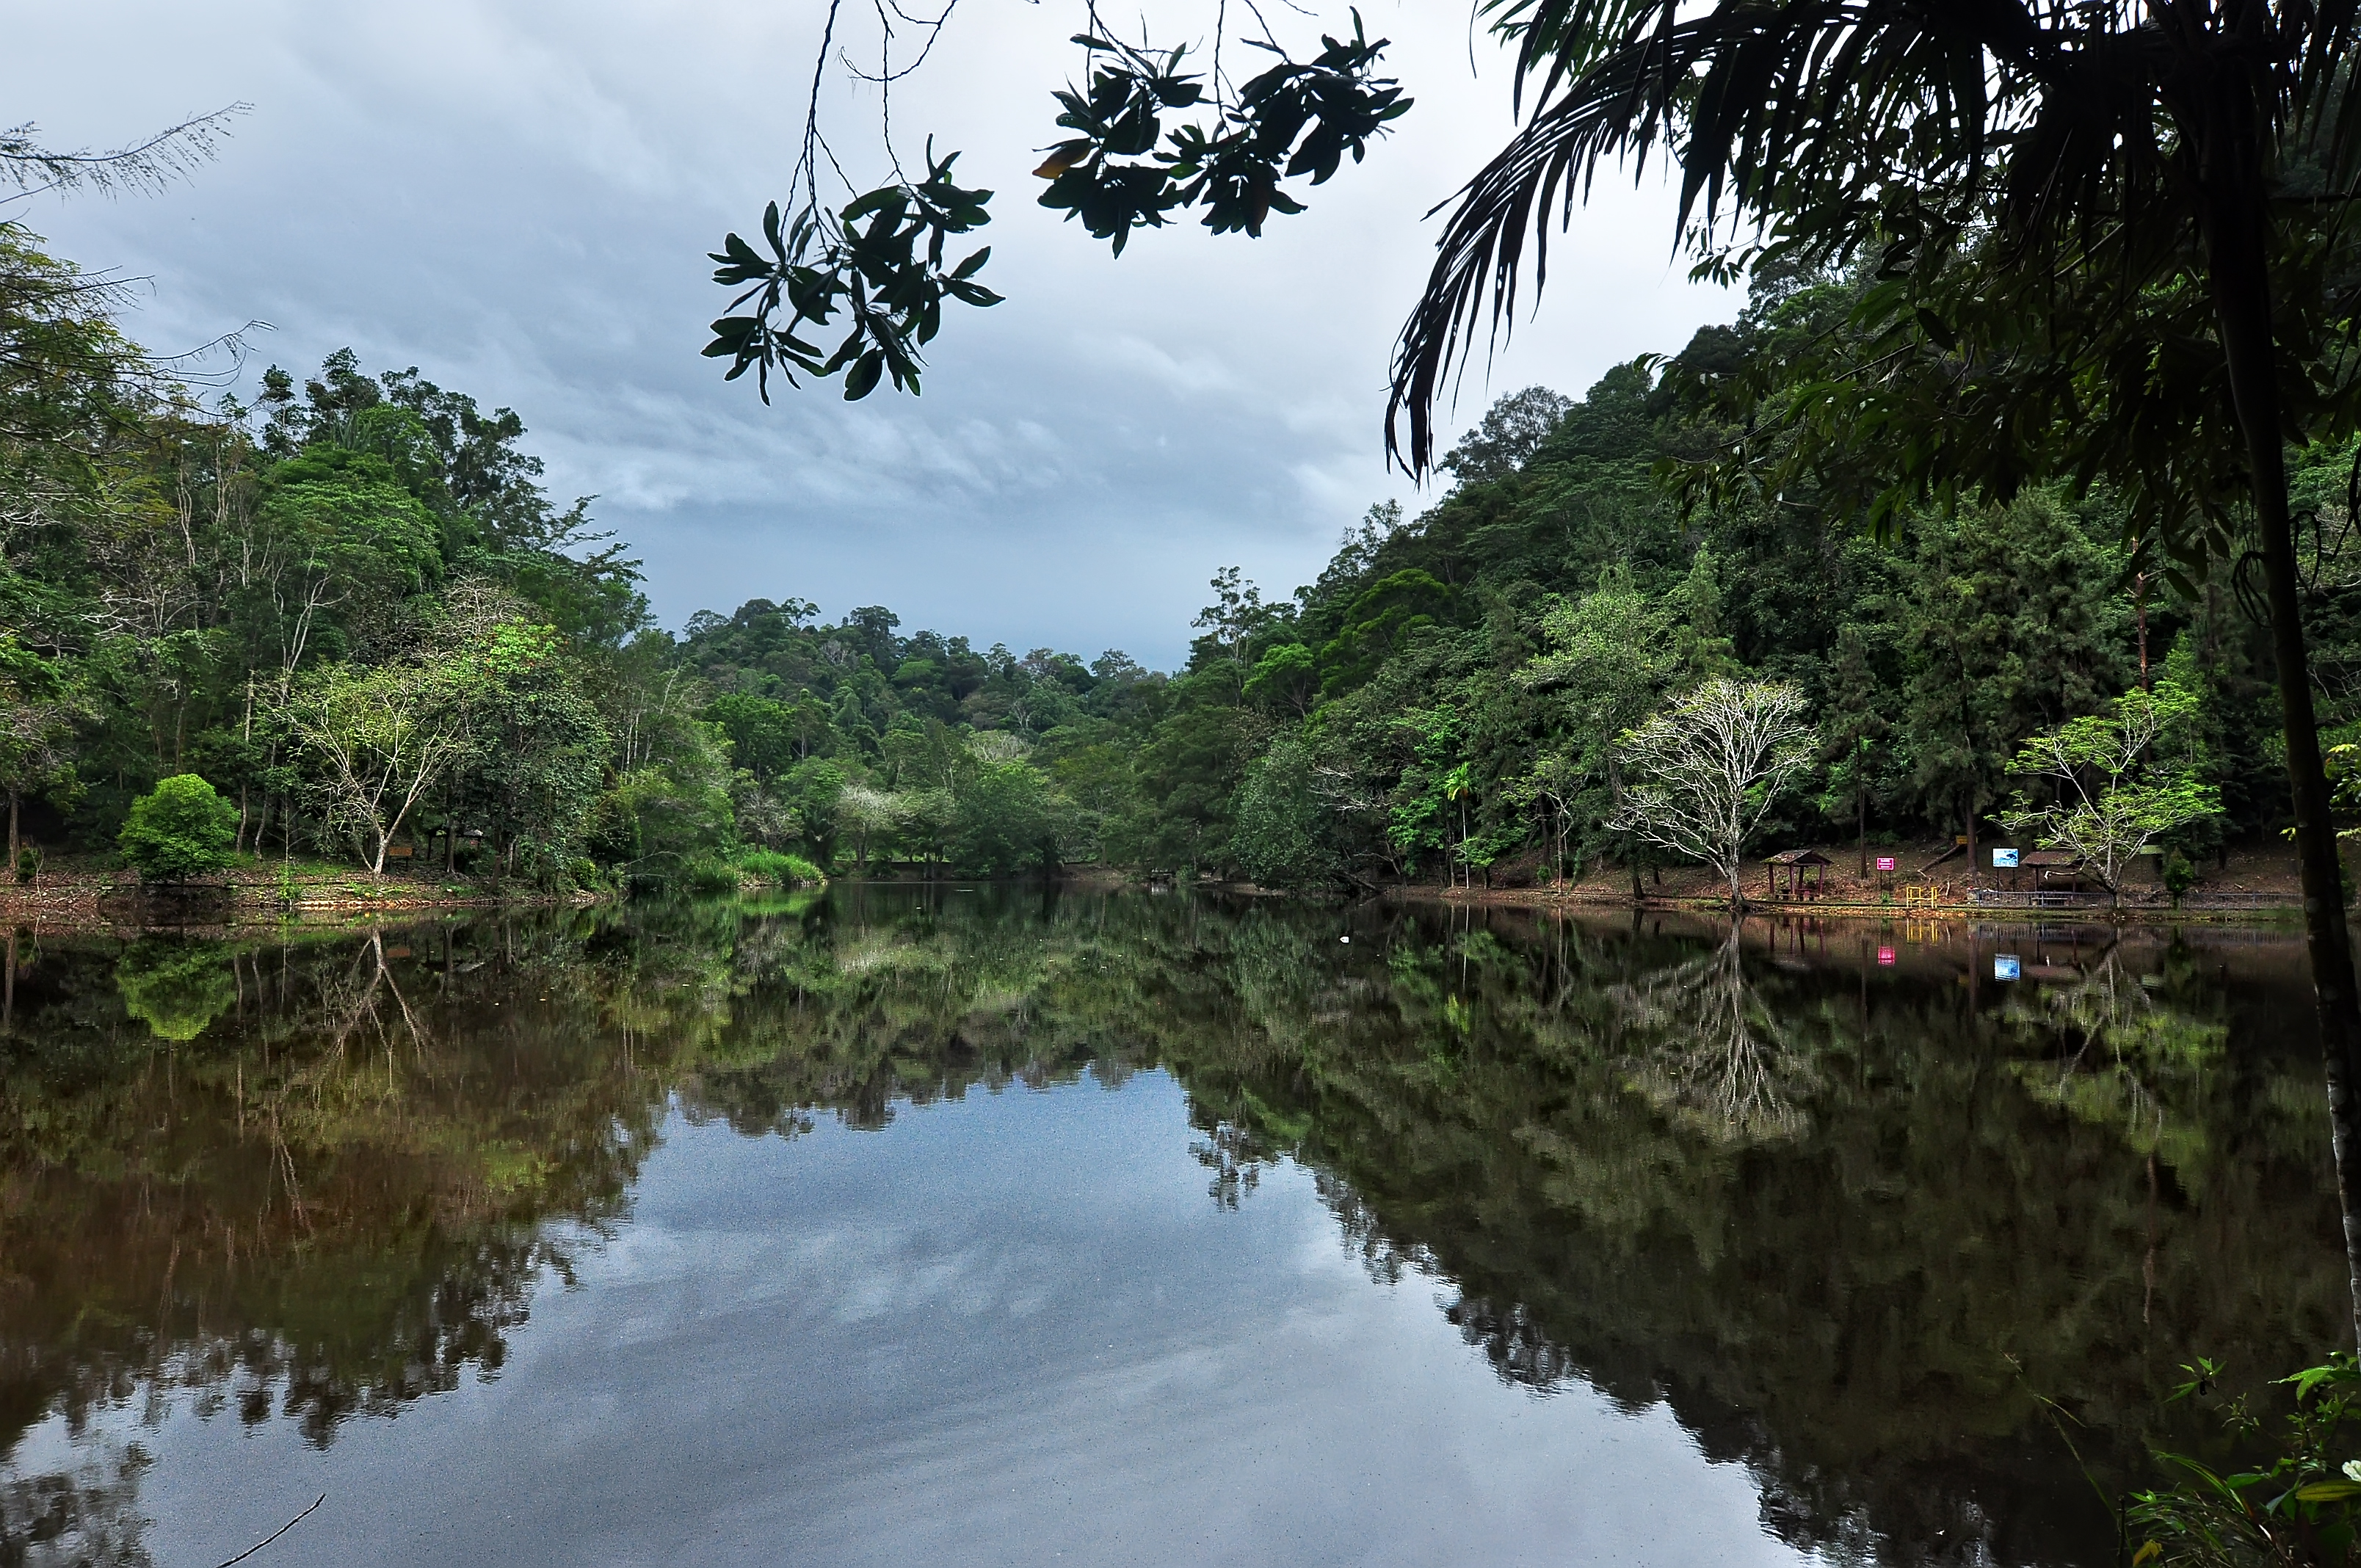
[{"left": 6, "top": 0, "right": 1738, "bottom": 667}]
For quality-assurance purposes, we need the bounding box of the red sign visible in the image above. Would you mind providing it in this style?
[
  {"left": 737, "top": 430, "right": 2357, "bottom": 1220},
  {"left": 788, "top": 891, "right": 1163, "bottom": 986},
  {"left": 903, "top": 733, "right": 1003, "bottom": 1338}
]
[
  {"left": 1874, "top": 856, "right": 1897, "bottom": 871},
  {"left": 1877, "top": 945, "right": 1896, "bottom": 966}
]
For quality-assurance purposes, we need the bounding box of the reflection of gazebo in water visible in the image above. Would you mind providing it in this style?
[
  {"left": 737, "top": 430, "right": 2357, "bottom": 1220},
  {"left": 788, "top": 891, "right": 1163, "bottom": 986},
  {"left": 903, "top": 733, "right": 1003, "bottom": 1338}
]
[{"left": 1763, "top": 849, "right": 1832, "bottom": 900}]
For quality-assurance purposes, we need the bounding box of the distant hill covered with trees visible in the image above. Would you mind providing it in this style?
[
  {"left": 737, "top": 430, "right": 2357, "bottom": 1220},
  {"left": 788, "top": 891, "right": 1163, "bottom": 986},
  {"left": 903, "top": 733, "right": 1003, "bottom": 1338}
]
[{"left": 1, "top": 221, "right": 2332, "bottom": 890}]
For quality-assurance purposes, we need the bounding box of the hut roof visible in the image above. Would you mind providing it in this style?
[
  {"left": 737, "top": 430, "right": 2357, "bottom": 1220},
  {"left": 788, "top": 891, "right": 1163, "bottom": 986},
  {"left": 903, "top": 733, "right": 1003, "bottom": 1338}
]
[{"left": 1763, "top": 849, "right": 1833, "bottom": 866}]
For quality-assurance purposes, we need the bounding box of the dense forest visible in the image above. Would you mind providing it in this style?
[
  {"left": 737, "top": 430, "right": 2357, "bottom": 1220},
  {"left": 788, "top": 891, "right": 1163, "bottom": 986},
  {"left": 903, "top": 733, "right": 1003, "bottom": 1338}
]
[{"left": 2, "top": 219, "right": 2339, "bottom": 892}]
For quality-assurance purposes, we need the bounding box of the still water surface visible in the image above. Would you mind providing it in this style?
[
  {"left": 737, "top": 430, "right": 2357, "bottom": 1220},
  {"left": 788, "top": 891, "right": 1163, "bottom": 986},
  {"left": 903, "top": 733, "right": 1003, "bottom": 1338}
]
[{"left": 0, "top": 891, "right": 2346, "bottom": 1566}]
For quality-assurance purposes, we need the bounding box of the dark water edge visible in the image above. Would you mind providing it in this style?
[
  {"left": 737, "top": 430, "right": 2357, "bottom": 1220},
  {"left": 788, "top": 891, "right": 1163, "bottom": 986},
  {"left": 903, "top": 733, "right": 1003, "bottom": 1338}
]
[{"left": 0, "top": 890, "right": 2344, "bottom": 1566}]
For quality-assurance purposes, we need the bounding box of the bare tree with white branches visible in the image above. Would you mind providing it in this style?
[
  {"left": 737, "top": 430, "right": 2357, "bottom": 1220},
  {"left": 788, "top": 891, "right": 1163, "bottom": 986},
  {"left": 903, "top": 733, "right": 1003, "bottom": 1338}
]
[{"left": 1609, "top": 679, "right": 1814, "bottom": 911}]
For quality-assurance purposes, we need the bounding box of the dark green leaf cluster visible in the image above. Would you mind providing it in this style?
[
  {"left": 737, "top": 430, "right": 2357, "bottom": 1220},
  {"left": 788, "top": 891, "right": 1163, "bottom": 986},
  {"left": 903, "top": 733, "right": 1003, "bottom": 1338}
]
[
  {"left": 2130, "top": 1355, "right": 2361, "bottom": 1565},
  {"left": 1034, "top": 15, "right": 1410, "bottom": 253},
  {"left": 705, "top": 145, "right": 1000, "bottom": 402}
]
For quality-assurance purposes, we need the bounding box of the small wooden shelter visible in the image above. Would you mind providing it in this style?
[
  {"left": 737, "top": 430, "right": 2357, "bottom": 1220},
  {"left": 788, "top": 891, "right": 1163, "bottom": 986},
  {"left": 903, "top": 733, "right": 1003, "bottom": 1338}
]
[
  {"left": 2020, "top": 849, "right": 2083, "bottom": 890},
  {"left": 1763, "top": 848, "right": 1833, "bottom": 900}
]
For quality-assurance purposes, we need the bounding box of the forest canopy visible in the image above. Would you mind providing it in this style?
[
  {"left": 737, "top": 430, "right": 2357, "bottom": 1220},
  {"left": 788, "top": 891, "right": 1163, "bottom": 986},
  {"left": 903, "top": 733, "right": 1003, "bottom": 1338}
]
[{"left": 0, "top": 220, "right": 2321, "bottom": 891}]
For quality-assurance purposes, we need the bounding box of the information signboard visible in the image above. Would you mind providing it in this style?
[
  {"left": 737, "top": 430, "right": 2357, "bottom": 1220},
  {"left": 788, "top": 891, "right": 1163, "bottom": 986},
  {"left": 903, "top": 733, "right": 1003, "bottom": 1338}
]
[
  {"left": 1994, "top": 955, "right": 2021, "bottom": 981},
  {"left": 1874, "top": 856, "right": 1897, "bottom": 872}
]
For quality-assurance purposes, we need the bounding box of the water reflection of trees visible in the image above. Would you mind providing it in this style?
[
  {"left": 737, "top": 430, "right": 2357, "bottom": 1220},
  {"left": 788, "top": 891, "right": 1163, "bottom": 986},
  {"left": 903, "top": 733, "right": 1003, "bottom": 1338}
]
[
  {"left": 1155, "top": 910, "right": 2343, "bottom": 1567},
  {"left": 0, "top": 896, "right": 2345, "bottom": 1568},
  {"left": 2003, "top": 941, "right": 2230, "bottom": 1173},
  {"left": 1609, "top": 926, "right": 1819, "bottom": 1144},
  {"left": 1, "top": 917, "right": 657, "bottom": 1562}
]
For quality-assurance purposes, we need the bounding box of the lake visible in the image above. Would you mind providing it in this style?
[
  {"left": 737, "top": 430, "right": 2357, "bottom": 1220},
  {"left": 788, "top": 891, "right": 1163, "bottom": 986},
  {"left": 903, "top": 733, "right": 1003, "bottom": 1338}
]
[{"left": 0, "top": 890, "right": 2346, "bottom": 1567}]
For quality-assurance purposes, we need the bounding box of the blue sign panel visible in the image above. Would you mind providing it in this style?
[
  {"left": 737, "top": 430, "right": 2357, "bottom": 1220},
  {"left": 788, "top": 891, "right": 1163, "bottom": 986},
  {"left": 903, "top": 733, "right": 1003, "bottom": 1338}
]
[
  {"left": 1994, "top": 955, "right": 2021, "bottom": 981},
  {"left": 1992, "top": 848, "right": 2020, "bottom": 868}
]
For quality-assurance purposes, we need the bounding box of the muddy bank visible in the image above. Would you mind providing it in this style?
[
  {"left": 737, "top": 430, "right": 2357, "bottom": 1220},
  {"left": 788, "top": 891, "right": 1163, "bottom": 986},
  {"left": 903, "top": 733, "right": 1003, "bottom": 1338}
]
[
  {"left": 0, "top": 860, "right": 596, "bottom": 929},
  {"left": 1374, "top": 837, "right": 2315, "bottom": 922}
]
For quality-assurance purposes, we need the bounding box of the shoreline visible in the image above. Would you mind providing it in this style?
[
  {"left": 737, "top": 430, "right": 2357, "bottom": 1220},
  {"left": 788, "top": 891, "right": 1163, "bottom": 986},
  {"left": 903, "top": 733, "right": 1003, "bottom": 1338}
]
[
  {"left": 0, "top": 868, "right": 601, "bottom": 931},
  {"left": 1379, "top": 882, "right": 2307, "bottom": 923},
  {"left": 0, "top": 861, "right": 2313, "bottom": 935}
]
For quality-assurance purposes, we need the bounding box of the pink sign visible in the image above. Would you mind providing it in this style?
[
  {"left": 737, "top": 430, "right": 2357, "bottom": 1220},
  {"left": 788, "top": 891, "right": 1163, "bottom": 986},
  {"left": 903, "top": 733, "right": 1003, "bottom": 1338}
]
[
  {"left": 1874, "top": 856, "right": 1897, "bottom": 871},
  {"left": 1877, "top": 946, "right": 1896, "bottom": 966}
]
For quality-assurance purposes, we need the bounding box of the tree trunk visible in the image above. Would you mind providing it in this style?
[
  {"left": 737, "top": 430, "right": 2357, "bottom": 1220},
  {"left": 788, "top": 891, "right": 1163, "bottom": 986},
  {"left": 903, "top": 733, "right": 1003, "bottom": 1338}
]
[
  {"left": 2205, "top": 157, "right": 2361, "bottom": 1346},
  {"left": 6, "top": 788, "right": 16, "bottom": 875},
  {"left": 2136, "top": 570, "right": 2152, "bottom": 692}
]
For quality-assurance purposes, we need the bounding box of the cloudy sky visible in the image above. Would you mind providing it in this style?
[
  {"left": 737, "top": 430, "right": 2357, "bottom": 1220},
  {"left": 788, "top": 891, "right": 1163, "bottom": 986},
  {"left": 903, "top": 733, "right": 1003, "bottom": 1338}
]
[{"left": 7, "top": 0, "right": 1737, "bottom": 667}]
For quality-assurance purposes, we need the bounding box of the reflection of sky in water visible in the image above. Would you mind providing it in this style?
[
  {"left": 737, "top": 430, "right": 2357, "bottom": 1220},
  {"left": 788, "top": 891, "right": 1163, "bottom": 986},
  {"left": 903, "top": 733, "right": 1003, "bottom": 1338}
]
[{"left": 109, "top": 1070, "right": 1806, "bottom": 1567}]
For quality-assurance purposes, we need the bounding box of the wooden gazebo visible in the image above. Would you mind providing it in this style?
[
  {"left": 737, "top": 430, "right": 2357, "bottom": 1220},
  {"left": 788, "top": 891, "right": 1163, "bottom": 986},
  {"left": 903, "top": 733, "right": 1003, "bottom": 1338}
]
[
  {"left": 2020, "top": 849, "right": 2082, "bottom": 890},
  {"left": 1764, "top": 849, "right": 1832, "bottom": 900}
]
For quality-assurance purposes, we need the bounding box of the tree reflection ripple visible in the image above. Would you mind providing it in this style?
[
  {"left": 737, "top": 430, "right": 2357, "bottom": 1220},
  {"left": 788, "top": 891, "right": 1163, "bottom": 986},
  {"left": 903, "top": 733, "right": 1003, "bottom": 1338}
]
[{"left": 0, "top": 896, "right": 2340, "bottom": 1567}]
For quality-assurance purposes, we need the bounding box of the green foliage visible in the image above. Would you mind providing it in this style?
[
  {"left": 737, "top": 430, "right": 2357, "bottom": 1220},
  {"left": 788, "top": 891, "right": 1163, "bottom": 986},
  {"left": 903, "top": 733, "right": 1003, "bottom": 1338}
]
[
  {"left": 115, "top": 938, "right": 236, "bottom": 1041},
  {"left": 706, "top": 692, "right": 799, "bottom": 781},
  {"left": 1034, "top": 19, "right": 1410, "bottom": 252},
  {"left": 2001, "top": 680, "right": 2225, "bottom": 904},
  {"left": 952, "top": 761, "right": 1063, "bottom": 876},
  {"left": 1230, "top": 737, "right": 1335, "bottom": 888},
  {"left": 705, "top": 148, "right": 1001, "bottom": 401},
  {"left": 4, "top": 223, "right": 2343, "bottom": 906},
  {"left": 731, "top": 846, "right": 826, "bottom": 888},
  {"left": 117, "top": 774, "right": 237, "bottom": 882},
  {"left": 2130, "top": 1357, "right": 2361, "bottom": 1566}
]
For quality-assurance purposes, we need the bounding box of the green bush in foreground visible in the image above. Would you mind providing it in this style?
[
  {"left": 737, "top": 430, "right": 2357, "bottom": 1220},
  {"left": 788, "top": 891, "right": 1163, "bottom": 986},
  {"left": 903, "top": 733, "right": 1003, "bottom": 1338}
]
[
  {"left": 2130, "top": 1356, "right": 2361, "bottom": 1564},
  {"left": 730, "top": 847, "right": 826, "bottom": 888},
  {"left": 117, "top": 774, "right": 238, "bottom": 884}
]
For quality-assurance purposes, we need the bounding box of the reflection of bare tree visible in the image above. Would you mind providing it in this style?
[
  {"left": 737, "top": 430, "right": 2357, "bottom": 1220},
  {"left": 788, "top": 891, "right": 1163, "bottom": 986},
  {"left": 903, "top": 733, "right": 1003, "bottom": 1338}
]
[{"left": 1611, "top": 926, "right": 1818, "bottom": 1143}]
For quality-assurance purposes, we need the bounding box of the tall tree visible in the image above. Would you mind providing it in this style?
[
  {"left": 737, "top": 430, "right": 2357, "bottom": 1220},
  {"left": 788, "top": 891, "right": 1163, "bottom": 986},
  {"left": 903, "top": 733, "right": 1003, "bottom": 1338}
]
[{"left": 1611, "top": 678, "right": 1815, "bottom": 910}]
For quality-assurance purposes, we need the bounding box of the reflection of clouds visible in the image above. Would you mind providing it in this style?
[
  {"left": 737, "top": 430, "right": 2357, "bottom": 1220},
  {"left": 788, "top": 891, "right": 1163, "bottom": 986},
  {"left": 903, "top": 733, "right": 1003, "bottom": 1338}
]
[
  {"left": 1611, "top": 929, "right": 1818, "bottom": 1144},
  {"left": 589, "top": 1222, "right": 1054, "bottom": 1337},
  {"left": 0, "top": 1423, "right": 152, "bottom": 1567}
]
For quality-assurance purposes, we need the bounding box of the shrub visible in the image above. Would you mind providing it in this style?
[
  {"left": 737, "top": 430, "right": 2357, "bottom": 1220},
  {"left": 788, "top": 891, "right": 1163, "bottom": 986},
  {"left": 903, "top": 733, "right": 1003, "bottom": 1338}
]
[
  {"left": 729, "top": 846, "right": 827, "bottom": 888},
  {"left": 2163, "top": 849, "right": 2199, "bottom": 907},
  {"left": 118, "top": 774, "right": 238, "bottom": 883},
  {"left": 2130, "top": 1356, "right": 2361, "bottom": 1564},
  {"left": 732, "top": 846, "right": 796, "bottom": 883},
  {"left": 13, "top": 846, "right": 37, "bottom": 884},
  {"left": 680, "top": 854, "right": 741, "bottom": 895}
]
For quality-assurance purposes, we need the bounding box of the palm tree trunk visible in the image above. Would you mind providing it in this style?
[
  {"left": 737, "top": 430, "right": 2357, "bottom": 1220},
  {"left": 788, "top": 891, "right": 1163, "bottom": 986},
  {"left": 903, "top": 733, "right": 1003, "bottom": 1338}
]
[{"left": 2205, "top": 159, "right": 2361, "bottom": 1346}]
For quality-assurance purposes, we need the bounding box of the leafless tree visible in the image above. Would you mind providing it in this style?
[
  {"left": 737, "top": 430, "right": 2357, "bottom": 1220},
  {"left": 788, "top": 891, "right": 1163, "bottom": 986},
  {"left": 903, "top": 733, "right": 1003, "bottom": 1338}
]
[{"left": 1610, "top": 679, "right": 1814, "bottom": 910}]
